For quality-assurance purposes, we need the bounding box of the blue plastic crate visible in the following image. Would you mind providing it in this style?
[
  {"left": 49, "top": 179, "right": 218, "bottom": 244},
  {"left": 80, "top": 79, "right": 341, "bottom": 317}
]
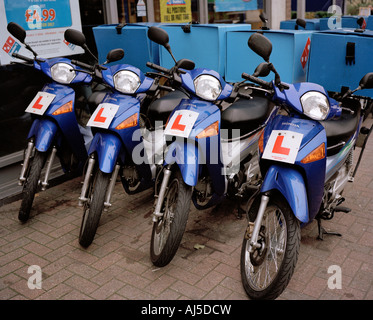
[
  {"left": 158, "top": 23, "right": 252, "bottom": 78},
  {"left": 280, "top": 19, "right": 320, "bottom": 30},
  {"left": 320, "top": 16, "right": 368, "bottom": 31},
  {"left": 225, "top": 30, "right": 314, "bottom": 84},
  {"left": 93, "top": 23, "right": 165, "bottom": 72},
  {"left": 308, "top": 29, "right": 373, "bottom": 98}
]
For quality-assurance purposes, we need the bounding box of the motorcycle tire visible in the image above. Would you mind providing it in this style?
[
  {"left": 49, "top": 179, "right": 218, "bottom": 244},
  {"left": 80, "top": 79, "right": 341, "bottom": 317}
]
[
  {"left": 18, "top": 150, "right": 47, "bottom": 222},
  {"left": 150, "top": 170, "right": 192, "bottom": 267},
  {"left": 240, "top": 195, "right": 300, "bottom": 300},
  {"left": 79, "top": 169, "right": 111, "bottom": 248}
]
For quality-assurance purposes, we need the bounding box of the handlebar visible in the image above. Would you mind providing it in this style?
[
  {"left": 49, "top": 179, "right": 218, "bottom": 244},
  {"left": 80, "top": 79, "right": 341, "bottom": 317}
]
[
  {"left": 12, "top": 52, "right": 34, "bottom": 64},
  {"left": 241, "top": 73, "right": 272, "bottom": 89},
  {"left": 71, "top": 59, "right": 96, "bottom": 72},
  {"left": 146, "top": 62, "right": 171, "bottom": 75}
]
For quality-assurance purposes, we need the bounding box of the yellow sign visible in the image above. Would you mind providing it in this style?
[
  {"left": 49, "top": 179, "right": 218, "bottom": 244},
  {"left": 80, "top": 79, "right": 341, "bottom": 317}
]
[{"left": 160, "top": 0, "right": 192, "bottom": 23}]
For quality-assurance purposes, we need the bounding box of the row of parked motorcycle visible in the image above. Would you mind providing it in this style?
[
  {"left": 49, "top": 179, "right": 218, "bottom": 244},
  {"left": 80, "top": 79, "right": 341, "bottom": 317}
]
[{"left": 7, "top": 20, "right": 373, "bottom": 300}]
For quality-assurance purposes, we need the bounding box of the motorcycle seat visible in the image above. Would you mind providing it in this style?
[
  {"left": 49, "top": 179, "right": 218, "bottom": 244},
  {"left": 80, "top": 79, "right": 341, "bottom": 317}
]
[
  {"left": 221, "top": 96, "right": 274, "bottom": 138},
  {"left": 321, "top": 107, "right": 360, "bottom": 156},
  {"left": 147, "top": 89, "right": 189, "bottom": 127}
]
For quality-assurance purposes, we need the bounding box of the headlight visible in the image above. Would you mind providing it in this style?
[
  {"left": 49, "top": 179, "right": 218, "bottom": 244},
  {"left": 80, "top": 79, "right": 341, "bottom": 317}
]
[
  {"left": 300, "top": 91, "right": 330, "bottom": 120},
  {"left": 51, "top": 63, "right": 76, "bottom": 84},
  {"left": 194, "top": 75, "right": 222, "bottom": 101},
  {"left": 113, "top": 70, "right": 141, "bottom": 94}
]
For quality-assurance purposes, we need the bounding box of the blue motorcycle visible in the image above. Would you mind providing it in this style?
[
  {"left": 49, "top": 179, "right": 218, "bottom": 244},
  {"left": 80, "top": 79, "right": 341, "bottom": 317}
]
[
  {"left": 239, "top": 32, "right": 373, "bottom": 300},
  {"left": 69, "top": 28, "right": 193, "bottom": 248},
  {"left": 146, "top": 27, "right": 276, "bottom": 267},
  {"left": 6, "top": 23, "right": 106, "bottom": 222}
]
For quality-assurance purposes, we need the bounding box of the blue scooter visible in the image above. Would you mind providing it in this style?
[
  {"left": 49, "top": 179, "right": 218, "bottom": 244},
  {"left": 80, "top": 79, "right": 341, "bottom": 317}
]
[
  {"left": 6, "top": 23, "right": 104, "bottom": 222},
  {"left": 69, "top": 28, "right": 193, "bottom": 248},
  {"left": 239, "top": 32, "right": 373, "bottom": 300},
  {"left": 146, "top": 27, "right": 276, "bottom": 267}
]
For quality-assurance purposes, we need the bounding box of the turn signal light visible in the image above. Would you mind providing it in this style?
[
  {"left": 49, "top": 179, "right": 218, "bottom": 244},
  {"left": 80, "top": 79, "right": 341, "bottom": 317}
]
[
  {"left": 301, "top": 143, "right": 325, "bottom": 164},
  {"left": 115, "top": 113, "right": 138, "bottom": 130},
  {"left": 52, "top": 101, "right": 73, "bottom": 115},
  {"left": 196, "top": 121, "right": 219, "bottom": 139},
  {"left": 258, "top": 130, "right": 265, "bottom": 153}
]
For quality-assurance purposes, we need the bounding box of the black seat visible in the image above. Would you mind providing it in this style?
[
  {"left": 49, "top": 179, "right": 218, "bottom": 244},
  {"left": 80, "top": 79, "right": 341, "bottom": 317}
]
[
  {"left": 321, "top": 106, "right": 360, "bottom": 156},
  {"left": 221, "top": 95, "right": 274, "bottom": 138},
  {"left": 146, "top": 89, "right": 188, "bottom": 126}
]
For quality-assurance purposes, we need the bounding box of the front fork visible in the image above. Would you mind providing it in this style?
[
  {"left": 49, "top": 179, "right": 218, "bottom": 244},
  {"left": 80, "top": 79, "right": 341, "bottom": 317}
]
[
  {"left": 245, "top": 193, "right": 270, "bottom": 253},
  {"left": 78, "top": 154, "right": 120, "bottom": 211},
  {"left": 152, "top": 164, "right": 172, "bottom": 223},
  {"left": 18, "top": 139, "right": 57, "bottom": 191}
]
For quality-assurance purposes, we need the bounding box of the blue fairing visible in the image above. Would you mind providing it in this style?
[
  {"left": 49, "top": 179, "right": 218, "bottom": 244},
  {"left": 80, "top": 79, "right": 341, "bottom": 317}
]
[
  {"left": 42, "top": 83, "right": 87, "bottom": 161},
  {"left": 35, "top": 58, "right": 93, "bottom": 84},
  {"left": 163, "top": 98, "right": 225, "bottom": 195},
  {"left": 180, "top": 68, "right": 233, "bottom": 100},
  {"left": 101, "top": 64, "right": 154, "bottom": 93},
  {"left": 261, "top": 115, "right": 327, "bottom": 222},
  {"left": 273, "top": 82, "right": 340, "bottom": 120}
]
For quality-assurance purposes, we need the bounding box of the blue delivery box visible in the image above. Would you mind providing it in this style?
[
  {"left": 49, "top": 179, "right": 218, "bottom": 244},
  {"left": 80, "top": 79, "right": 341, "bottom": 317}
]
[
  {"left": 225, "top": 30, "right": 314, "bottom": 84},
  {"left": 308, "top": 28, "right": 373, "bottom": 98},
  {"left": 158, "top": 24, "right": 251, "bottom": 79},
  {"left": 93, "top": 23, "right": 164, "bottom": 72}
]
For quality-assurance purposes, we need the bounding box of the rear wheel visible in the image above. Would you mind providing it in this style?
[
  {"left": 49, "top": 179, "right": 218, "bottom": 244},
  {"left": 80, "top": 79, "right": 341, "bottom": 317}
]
[
  {"left": 79, "top": 169, "right": 111, "bottom": 248},
  {"left": 18, "top": 150, "right": 47, "bottom": 222},
  {"left": 240, "top": 196, "right": 300, "bottom": 300},
  {"left": 150, "top": 170, "right": 192, "bottom": 267}
]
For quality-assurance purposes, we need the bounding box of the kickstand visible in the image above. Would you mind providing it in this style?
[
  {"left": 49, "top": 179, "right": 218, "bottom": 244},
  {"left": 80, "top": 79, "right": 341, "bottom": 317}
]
[{"left": 317, "top": 218, "right": 342, "bottom": 240}]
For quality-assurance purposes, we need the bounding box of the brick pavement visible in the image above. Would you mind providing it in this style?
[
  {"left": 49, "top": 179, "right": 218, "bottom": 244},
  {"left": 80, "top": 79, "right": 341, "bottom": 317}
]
[{"left": 0, "top": 119, "right": 373, "bottom": 301}]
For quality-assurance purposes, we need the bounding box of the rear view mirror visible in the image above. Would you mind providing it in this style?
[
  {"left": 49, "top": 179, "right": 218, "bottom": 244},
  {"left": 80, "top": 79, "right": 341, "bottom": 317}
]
[
  {"left": 359, "top": 72, "right": 373, "bottom": 89},
  {"left": 148, "top": 26, "right": 177, "bottom": 64},
  {"left": 148, "top": 26, "right": 169, "bottom": 47},
  {"left": 176, "top": 59, "right": 195, "bottom": 70},
  {"left": 296, "top": 18, "right": 307, "bottom": 29},
  {"left": 7, "top": 22, "right": 26, "bottom": 43},
  {"left": 248, "top": 32, "right": 272, "bottom": 62},
  {"left": 64, "top": 29, "right": 86, "bottom": 47},
  {"left": 106, "top": 49, "right": 124, "bottom": 64},
  {"left": 253, "top": 62, "right": 271, "bottom": 77}
]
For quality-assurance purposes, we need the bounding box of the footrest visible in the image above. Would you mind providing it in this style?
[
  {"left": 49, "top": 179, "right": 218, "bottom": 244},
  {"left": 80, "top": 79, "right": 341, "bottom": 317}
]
[{"left": 334, "top": 206, "right": 351, "bottom": 213}]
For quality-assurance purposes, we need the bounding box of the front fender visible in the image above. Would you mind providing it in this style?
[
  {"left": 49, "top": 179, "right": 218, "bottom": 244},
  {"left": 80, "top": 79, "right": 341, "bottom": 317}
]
[
  {"left": 261, "top": 165, "right": 309, "bottom": 223},
  {"left": 164, "top": 139, "right": 199, "bottom": 187},
  {"left": 88, "top": 132, "right": 124, "bottom": 173},
  {"left": 28, "top": 118, "right": 58, "bottom": 152}
]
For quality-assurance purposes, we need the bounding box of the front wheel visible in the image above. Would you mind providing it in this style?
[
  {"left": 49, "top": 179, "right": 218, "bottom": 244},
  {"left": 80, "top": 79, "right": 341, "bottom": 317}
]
[
  {"left": 240, "top": 196, "right": 300, "bottom": 300},
  {"left": 79, "top": 169, "right": 111, "bottom": 248},
  {"left": 150, "top": 170, "right": 192, "bottom": 267},
  {"left": 18, "top": 150, "right": 47, "bottom": 222}
]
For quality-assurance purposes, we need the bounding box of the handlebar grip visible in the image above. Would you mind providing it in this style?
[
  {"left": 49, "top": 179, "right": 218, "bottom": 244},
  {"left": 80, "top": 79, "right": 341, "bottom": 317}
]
[
  {"left": 146, "top": 62, "right": 170, "bottom": 74},
  {"left": 12, "top": 52, "right": 34, "bottom": 64},
  {"left": 242, "top": 73, "right": 272, "bottom": 89},
  {"left": 71, "top": 59, "right": 95, "bottom": 72}
]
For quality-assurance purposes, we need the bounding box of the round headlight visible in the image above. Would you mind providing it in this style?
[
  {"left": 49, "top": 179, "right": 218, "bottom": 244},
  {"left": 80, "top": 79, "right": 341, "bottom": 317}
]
[
  {"left": 301, "top": 91, "right": 330, "bottom": 120},
  {"left": 113, "top": 70, "right": 141, "bottom": 94},
  {"left": 194, "top": 75, "right": 222, "bottom": 101},
  {"left": 51, "top": 63, "right": 76, "bottom": 84}
]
